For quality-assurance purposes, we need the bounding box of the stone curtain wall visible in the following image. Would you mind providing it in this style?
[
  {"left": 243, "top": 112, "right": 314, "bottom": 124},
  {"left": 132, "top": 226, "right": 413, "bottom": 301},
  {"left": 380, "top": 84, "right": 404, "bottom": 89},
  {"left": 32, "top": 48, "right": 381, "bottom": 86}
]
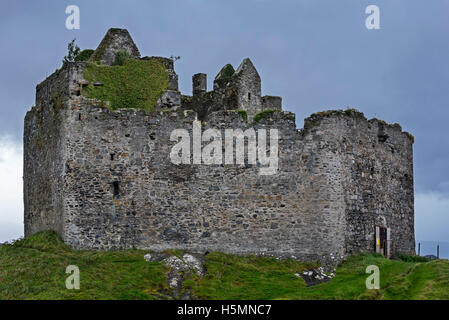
[
  {"left": 24, "top": 62, "right": 415, "bottom": 264},
  {"left": 61, "top": 103, "right": 347, "bottom": 263}
]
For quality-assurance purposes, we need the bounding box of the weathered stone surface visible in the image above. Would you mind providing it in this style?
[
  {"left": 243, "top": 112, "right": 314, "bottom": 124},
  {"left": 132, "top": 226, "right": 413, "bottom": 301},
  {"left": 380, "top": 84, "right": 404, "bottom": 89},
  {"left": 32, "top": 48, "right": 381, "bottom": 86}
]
[
  {"left": 23, "top": 29, "right": 415, "bottom": 268},
  {"left": 182, "top": 254, "right": 204, "bottom": 276},
  {"left": 262, "top": 96, "right": 282, "bottom": 110},
  {"left": 163, "top": 254, "right": 204, "bottom": 295},
  {"left": 90, "top": 28, "right": 140, "bottom": 65},
  {"left": 299, "top": 267, "right": 333, "bottom": 286},
  {"left": 231, "top": 58, "right": 263, "bottom": 121},
  {"left": 192, "top": 73, "right": 207, "bottom": 96},
  {"left": 183, "top": 58, "right": 279, "bottom": 122}
]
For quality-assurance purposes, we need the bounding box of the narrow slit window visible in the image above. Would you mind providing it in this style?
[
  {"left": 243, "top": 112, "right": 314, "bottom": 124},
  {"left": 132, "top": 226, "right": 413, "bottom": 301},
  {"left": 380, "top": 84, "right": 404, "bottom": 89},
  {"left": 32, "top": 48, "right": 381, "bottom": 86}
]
[
  {"left": 112, "top": 181, "right": 119, "bottom": 198},
  {"left": 110, "top": 153, "right": 115, "bottom": 161},
  {"left": 248, "top": 92, "right": 251, "bottom": 101}
]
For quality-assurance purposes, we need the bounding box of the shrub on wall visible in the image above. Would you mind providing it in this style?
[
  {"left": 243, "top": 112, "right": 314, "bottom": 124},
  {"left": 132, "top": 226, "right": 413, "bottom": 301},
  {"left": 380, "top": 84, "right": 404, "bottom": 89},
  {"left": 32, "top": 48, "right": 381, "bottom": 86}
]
[
  {"left": 113, "top": 50, "right": 131, "bottom": 66},
  {"left": 75, "top": 49, "right": 95, "bottom": 62}
]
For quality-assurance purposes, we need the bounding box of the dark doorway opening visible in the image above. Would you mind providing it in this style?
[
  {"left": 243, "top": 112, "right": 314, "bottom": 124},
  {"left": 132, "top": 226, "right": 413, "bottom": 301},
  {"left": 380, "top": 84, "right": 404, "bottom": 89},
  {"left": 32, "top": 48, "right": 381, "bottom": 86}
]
[{"left": 379, "top": 227, "right": 387, "bottom": 256}]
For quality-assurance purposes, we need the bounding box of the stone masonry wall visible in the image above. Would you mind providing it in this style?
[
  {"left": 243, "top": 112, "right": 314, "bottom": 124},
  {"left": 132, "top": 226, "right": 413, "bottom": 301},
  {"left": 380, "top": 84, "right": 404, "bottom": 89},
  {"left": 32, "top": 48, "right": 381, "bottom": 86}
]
[
  {"left": 303, "top": 111, "right": 415, "bottom": 256},
  {"left": 24, "top": 62, "right": 415, "bottom": 265},
  {"left": 24, "top": 63, "right": 76, "bottom": 236}
]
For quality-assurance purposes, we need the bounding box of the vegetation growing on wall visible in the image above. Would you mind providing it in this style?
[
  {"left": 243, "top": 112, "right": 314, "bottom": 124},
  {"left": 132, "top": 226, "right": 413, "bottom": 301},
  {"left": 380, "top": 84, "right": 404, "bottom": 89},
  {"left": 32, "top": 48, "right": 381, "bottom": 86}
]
[
  {"left": 82, "top": 58, "right": 169, "bottom": 111},
  {"left": 62, "top": 39, "right": 80, "bottom": 64},
  {"left": 227, "top": 110, "right": 248, "bottom": 123},
  {"left": 74, "top": 49, "right": 94, "bottom": 62},
  {"left": 254, "top": 109, "right": 277, "bottom": 123},
  {"left": 237, "top": 110, "right": 248, "bottom": 123},
  {"left": 113, "top": 50, "right": 131, "bottom": 66},
  {"left": 305, "top": 108, "right": 365, "bottom": 129},
  {"left": 214, "top": 64, "right": 235, "bottom": 88},
  {"left": 220, "top": 64, "right": 235, "bottom": 78}
]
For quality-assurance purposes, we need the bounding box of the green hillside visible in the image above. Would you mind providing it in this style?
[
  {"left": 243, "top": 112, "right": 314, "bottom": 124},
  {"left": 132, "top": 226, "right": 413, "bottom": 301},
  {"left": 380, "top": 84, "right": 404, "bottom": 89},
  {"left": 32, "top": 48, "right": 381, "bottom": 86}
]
[{"left": 0, "top": 231, "right": 448, "bottom": 300}]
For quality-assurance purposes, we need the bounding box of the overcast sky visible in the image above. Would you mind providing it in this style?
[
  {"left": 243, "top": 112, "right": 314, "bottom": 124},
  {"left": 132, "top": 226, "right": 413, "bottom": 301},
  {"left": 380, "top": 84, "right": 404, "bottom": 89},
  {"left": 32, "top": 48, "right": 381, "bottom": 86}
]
[{"left": 0, "top": 1, "right": 448, "bottom": 250}]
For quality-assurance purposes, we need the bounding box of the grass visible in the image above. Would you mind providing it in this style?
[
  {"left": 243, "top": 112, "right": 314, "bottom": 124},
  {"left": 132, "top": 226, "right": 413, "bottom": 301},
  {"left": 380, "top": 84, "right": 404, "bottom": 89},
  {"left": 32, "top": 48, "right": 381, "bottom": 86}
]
[
  {"left": 82, "top": 58, "right": 169, "bottom": 111},
  {"left": 184, "top": 252, "right": 318, "bottom": 300},
  {"left": 0, "top": 232, "right": 169, "bottom": 300},
  {"left": 0, "top": 232, "right": 448, "bottom": 300}
]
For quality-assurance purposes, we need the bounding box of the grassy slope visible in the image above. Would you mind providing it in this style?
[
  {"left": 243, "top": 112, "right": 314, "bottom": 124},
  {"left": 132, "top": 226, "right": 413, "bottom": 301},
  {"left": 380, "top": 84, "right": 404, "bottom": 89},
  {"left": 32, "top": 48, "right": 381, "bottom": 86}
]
[{"left": 0, "top": 232, "right": 448, "bottom": 300}]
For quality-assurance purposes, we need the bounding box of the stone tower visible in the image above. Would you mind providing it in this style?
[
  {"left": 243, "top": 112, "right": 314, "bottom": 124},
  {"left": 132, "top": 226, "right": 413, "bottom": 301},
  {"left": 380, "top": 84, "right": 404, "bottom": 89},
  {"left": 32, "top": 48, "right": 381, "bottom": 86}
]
[{"left": 232, "top": 58, "right": 263, "bottom": 120}]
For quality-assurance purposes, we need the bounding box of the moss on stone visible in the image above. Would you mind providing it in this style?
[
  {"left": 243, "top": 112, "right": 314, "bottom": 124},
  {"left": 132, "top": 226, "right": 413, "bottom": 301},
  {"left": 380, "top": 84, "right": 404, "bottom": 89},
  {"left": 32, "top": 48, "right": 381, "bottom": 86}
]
[
  {"left": 214, "top": 64, "right": 235, "bottom": 87},
  {"left": 344, "top": 108, "right": 359, "bottom": 116},
  {"left": 305, "top": 109, "right": 365, "bottom": 129},
  {"left": 237, "top": 110, "right": 248, "bottom": 123},
  {"left": 253, "top": 109, "right": 277, "bottom": 123},
  {"left": 113, "top": 50, "right": 130, "bottom": 66},
  {"left": 82, "top": 59, "right": 169, "bottom": 111},
  {"left": 75, "top": 49, "right": 94, "bottom": 62},
  {"left": 220, "top": 64, "right": 235, "bottom": 78},
  {"left": 312, "top": 109, "right": 364, "bottom": 120}
]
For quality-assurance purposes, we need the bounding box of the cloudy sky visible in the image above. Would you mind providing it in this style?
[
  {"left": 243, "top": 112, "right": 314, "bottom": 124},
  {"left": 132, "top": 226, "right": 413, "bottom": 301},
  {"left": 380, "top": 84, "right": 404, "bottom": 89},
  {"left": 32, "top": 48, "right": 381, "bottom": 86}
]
[{"left": 0, "top": 1, "right": 448, "bottom": 251}]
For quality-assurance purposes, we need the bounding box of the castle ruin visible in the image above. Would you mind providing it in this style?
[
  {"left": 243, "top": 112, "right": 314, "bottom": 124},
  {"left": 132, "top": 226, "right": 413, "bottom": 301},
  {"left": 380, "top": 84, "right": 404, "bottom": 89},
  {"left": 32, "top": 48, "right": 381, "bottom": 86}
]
[{"left": 24, "top": 28, "right": 415, "bottom": 265}]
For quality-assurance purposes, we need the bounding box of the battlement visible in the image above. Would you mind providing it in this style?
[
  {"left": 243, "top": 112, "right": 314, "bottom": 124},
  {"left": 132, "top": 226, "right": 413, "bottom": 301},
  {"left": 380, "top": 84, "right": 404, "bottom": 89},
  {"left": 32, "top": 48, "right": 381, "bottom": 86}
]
[{"left": 23, "top": 29, "right": 415, "bottom": 265}]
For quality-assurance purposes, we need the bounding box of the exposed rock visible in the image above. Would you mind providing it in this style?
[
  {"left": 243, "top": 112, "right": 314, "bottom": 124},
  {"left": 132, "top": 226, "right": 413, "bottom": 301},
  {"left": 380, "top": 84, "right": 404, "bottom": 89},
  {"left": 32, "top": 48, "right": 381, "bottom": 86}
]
[
  {"left": 299, "top": 267, "right": 334, "bottom": 287},
  {"left": 182, "top": 253, "right": 204, "bottom": 276},
  {"left": 162, "top": 253, "right": 205, "bottom": 299},
  {"left": 164, "top": 256, "right": 190, "bottom": 273}
]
